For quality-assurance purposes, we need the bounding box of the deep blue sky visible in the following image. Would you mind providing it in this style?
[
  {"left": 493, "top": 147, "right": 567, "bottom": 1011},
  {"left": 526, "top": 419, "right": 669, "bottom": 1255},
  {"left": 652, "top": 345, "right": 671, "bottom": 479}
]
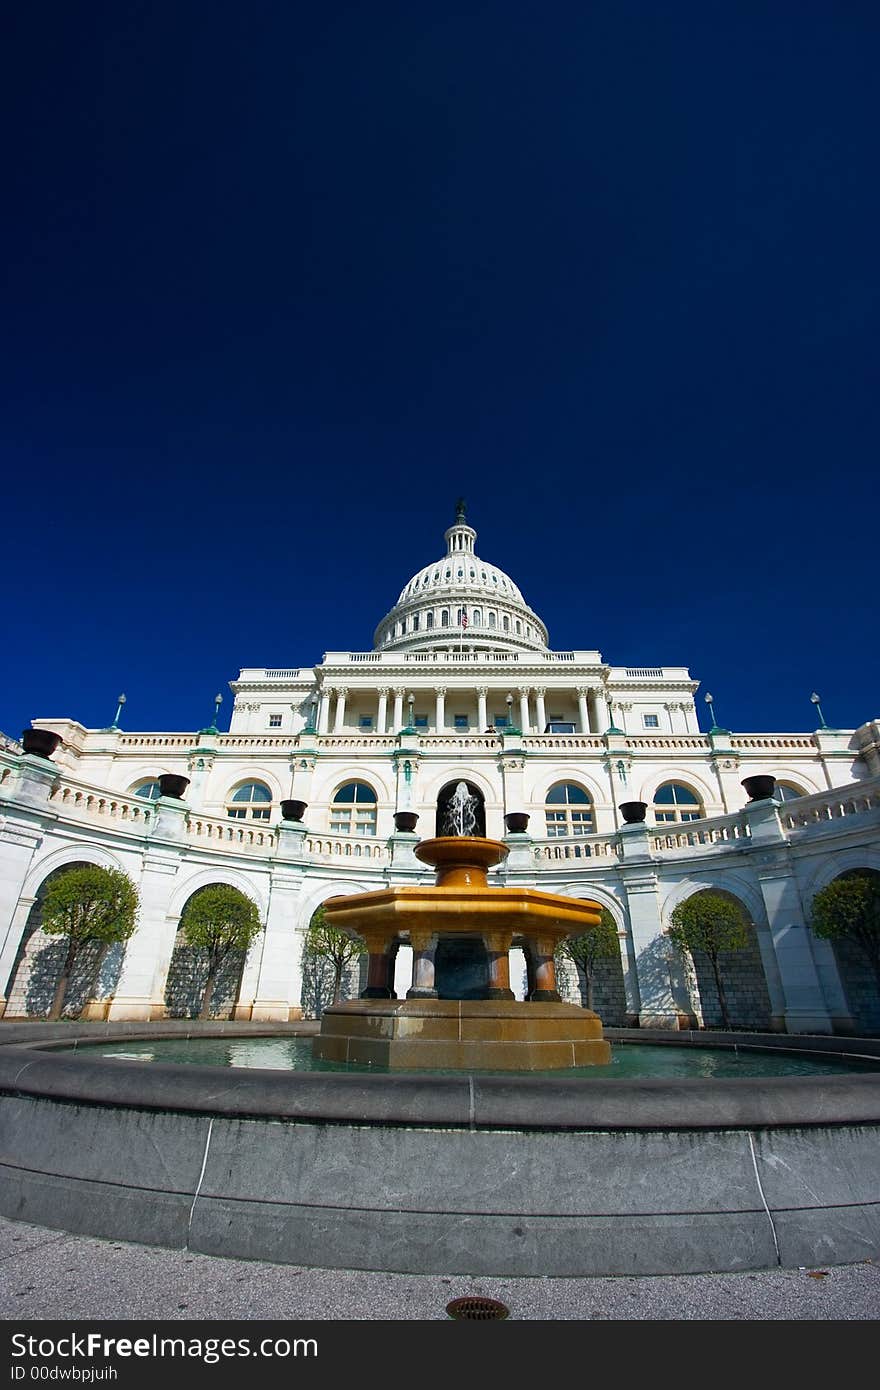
[{"left": 2, "top": 2, "right": 877, "bottom": 738}]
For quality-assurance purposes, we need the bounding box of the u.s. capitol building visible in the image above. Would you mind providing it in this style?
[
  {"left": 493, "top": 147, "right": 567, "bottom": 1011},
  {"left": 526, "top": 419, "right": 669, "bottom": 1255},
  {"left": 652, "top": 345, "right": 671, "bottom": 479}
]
[{"left": 2, "top": 505, "right": 878, "bottom": 1032}]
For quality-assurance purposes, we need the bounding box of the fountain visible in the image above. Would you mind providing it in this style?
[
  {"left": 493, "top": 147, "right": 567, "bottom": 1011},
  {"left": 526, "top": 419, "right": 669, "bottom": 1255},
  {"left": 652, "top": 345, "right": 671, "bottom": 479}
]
[{"left": 313, "top": 791, "right": 611, "bottom": 1069}]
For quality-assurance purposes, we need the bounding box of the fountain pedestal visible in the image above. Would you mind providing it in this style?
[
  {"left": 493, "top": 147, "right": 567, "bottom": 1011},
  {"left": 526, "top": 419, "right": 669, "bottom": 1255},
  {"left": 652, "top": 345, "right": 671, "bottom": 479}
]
[{"left": 313, "top": 836, "right": 612, "bottom": 1070}]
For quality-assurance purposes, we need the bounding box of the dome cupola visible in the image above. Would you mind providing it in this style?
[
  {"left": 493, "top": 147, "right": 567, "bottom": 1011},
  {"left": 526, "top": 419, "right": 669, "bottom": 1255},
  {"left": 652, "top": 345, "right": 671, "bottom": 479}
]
[{"left": 373, "top": 502, "right": 549, "bottom": 655}]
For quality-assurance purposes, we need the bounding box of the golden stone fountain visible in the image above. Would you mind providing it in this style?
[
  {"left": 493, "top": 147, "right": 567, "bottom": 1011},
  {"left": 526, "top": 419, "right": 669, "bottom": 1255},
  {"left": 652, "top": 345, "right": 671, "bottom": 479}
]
[{"left": 313, "top": 823, "right": 611, "bottom": 1070}]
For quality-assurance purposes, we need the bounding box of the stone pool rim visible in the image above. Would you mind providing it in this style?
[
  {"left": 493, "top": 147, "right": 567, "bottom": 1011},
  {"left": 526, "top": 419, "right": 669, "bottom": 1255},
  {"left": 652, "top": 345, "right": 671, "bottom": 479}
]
[{"left": 2, "top": 1020, "right": 879, "bottom": 1131}]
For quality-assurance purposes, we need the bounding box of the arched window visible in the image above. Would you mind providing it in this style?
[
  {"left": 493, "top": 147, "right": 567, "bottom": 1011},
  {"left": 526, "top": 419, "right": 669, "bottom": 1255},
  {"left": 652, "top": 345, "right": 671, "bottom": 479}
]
[
  {"left": 502, "top": 615, "right": 510, "bottom": 632},
  {"left": 545, "top": 782, "right": 594, "bottom": 837},
  {"left": 426, "top": 612, "right": 434, "bottom": 629},
  {"left": 131, "top": 780, "right": 161, "bottom": 800},
  {"left": 227, "top": 782, "right": 273, "bottom": 821},
  {"left": 515, "top": 620, "right": 521, "bottom": 634},
  {"left": 488, "top": 612, "right": 496, "bottom": 628},
  {"left": 331, "top": 781, "right": 378, "bottom": 835},
  {"left": 775, "top": 782, "right": 806, "bottom": 801},
  {"left": 473, "top": 608, "right": 482, "bottom": 626},
  {"left": 652, "top": 782, "right": 704, "bottom": 823},
  {"left": 441, "top": 609, "right": 450, "bottom": 627}
]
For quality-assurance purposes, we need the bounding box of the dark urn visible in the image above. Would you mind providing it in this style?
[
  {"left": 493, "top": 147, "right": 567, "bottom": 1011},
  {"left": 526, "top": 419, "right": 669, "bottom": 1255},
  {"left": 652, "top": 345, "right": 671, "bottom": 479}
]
[
  {"left": 158, "top": 773, "right": 190, "bottom": 800},
  {"left": 394, "top": 811, "right": 419, "bottom": 833},
  {"left": 619, "top": 800, "right": 648, "bottom": 824},
  {"left": 281, "top": 799, "right": 308, "bottom": 823},
  {"left": 741, "top": 775, "right": 777, "bottom": 803},
  {"left": 21, "top": 729, "right": 62, "bottom": 760},
  {"left": 504, "top": 812, "right": 530, "bottom": 834}
]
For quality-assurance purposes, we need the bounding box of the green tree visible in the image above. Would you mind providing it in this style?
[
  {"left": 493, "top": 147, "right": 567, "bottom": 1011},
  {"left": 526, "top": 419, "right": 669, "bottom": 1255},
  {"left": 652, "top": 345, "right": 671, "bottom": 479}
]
[
  {"left": 179, "top": 884, "right": 262, "bottom": 1020},
  {"left": 558, "top": 908, "right": 620, "bottom": 1011},
  {"left": 667, "top": 892, "right": 751, "bottom": 1030},
  {"left": 810, "top": 872, "right": 880, "bottom": 990},
  {"left": 41, "top": 865, "right": 139, "bottom": 1020},
  {"left": 305, "top": 907, "right": 366, "bottom": 1005}
]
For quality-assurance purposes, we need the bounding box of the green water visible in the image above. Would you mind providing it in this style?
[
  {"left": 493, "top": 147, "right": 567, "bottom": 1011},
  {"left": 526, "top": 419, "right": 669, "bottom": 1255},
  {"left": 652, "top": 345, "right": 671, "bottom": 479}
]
[{"left": 59, "top": 1036, "right": 880, "bottom": 1079}]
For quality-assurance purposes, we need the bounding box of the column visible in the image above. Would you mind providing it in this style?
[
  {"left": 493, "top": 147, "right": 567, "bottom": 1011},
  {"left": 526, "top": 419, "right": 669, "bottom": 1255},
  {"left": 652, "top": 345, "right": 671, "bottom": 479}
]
[
  {"left": 360, "top": 929, "right": 395, "bottom": 999},
  {"left": 333, "top": 687, "right": 348, "bottom": 732},
  {"left": 251, "top": 868, "right": 304, "bottom": 1021},
  {"left": 435, "top": 686, "right": 446, "bottom": 733},
  {"left": 392, "top": 687, "right": 405, "bottom": 731},
  {"left": 518, "top": 688, "right": 531, "bottom": 734},
  {"left": 0, "top": 819, "right": 44, "bottom": 1014},
  {"left": 477, "top": 687, "right": 488, "bottom": 731},
  {"left": 588, "top": 687, "right": 606, "bottom": 734},
  {"left": 407, "top": 930, "right": 438, "bottom": 999},
  {"left": 484, "top": 931, "right": 514, "bottom": 1000},
  {"left": 317, "top": 689, "right": 331, "bottom": 734},
  {"left": 534, "top": 688, "right": 547, "bottom": 734},
  {"left": 577, "top": 688, "right": 590, "bottom": 734},
  {"left": 525, "top": 934, "right": 560, "bottom": 1001},
  {"left": 108, "top": 847, "right": 183, "bottom": 1020},
  {"left": 376, "top": 687, "right": 388, "bottom": 735},
  {"left": 618, "top": 825, "right": 679, "bottom": 1029}
]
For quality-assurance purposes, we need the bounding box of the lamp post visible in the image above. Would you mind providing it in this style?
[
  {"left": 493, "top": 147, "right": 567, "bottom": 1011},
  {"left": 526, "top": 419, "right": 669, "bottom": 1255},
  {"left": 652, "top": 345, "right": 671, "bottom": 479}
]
[
  {"left": 506, "top": 693, "right": 514, "bottom": 730},
  {"left": 405, "top": 692, "right": 415, "bottom": 733},
  {"left": 304, "top": 695, "right": 318, "bottom": 735},
  {"left": 704, "top": 691, "right": 721, "bottom": 733},
  {"left": 202, "top": 693, "right": 223, "bottom": 735},
  {"left": 810, "top": 692, "right": 828, "bottom": 730},
  {"left": 109, "top": 693, "right": 126, "bottom": 731}
]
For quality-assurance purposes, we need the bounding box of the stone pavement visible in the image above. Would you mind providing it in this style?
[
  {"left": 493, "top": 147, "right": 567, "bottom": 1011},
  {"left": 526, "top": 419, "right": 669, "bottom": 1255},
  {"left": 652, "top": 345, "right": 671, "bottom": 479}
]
[{"left": 1, "top": 1216, "right": 878, "bottom": 1321}]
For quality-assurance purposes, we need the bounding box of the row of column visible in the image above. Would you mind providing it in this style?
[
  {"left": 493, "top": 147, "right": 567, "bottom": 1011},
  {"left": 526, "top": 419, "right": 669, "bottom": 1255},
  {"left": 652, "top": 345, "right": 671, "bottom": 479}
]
[
  {"left": 318, "top": 686, "right": 613, "bottom": 735},
  {"left": 359, "top": 930, "right": 562, "bottom": 1002}
]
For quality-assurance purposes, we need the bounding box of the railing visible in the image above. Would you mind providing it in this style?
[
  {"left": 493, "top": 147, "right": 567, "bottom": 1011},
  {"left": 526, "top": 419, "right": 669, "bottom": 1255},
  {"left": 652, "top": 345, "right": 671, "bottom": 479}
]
[
  {"left": 49, "top": 781, "right": 154, "bottom": 827},
  {"left": 625, "top": 668, "right": 664, "bottom": 678},
  {"left": 315, "top": 735, "right": 397, "bottom": 750},
  {"left": 531, "top": 835, "right": 617, "bottom": 861},
  {"left": 523, "top": 734, "right": 605, "bottom": 750},
  {"left": 650, "top": 811, "right": 750, "bottom": 852},
  {"left": 730, "top": 734, "right": 818, "bottom": 750},
  {"left": 419, "top": 734, "right": 501, "bottom": 751},
  {"left": 304, "top": 834, "right": 387, "bottom": 862},
  {"left": 186, "top": 814, "right": 276, "bottom": 851},
  {"left": 116, "top": 735, "right": 195, "bottom": 749},
  {"left": 263, "top": 669, "right": 307, "bottom": 678},
  {"left": 780, "top": 779, "right": 880, "bottom": 831},
  {"left": 626, "top": 735, "right": 708, "bottom": 750}
]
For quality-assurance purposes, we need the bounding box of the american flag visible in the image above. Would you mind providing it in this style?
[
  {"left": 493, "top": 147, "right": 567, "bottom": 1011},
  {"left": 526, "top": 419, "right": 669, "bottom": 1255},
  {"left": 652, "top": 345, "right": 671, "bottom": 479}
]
[{"left": 459, "top": 611, "right": 468, "bottom": 629}]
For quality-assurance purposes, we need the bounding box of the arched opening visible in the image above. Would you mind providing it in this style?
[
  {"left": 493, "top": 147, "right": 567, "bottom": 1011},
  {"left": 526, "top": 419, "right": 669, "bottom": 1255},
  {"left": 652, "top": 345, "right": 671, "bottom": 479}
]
[
  {"left": 813, "top": 869, "right": 880, "bottom": 1033},
  {"left": 435, "top": 937, "right": 490, "bottom": 999},
  {"left": 164, "top": 884, "right": 254, "bottom": 1020},
  {"left": 435, "top": 780, "right": 486, "bottom": 837},
  {"left": 652, "top": 782, "right": 705, "bottom": 823},
  {"left": 544, "top": 782, "right": 594, "bottom": 837},
  {"left": 4, "top": 862, "right": 127, "bottom": 1019},
  {"left": 674, "top": 888, "right": 772, "bottom": 1031}
]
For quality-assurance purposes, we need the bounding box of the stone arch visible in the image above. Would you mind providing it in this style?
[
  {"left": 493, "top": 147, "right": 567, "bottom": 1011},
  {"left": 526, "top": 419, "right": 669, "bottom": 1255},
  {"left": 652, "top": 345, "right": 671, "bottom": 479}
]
[
  {"left": 526, "top": 767, "right": 610, "bottom": 807},
  {"left": 298, "top": 878, "right": 373, "bottom": 1018},
  {"left": 663, "top": 881, "right": 773, "bottom": 1031},
  {"left": 637, "top": 769, "right": 717, "bottom": 813},
  {"left": 164, "top": 879, "right": 263, "bottom": 1020},
  {"left": 552, "top": 885, "right": 629, "bottom": 1024},
  {"left": 6, "top": 854, "right": 134, "bottom": 1020},
  {"left": 435, "top": 779, "right": 486, "bottom": 837},
  {"left": 419, "top": 764, "right": 497, "bottom": 809},
  {"left": 805, "top": 862, "right": 880, "bottom": 1033}
]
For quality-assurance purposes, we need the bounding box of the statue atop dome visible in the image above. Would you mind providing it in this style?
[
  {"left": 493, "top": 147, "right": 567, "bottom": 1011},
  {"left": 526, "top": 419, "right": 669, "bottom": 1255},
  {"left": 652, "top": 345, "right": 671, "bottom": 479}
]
[{"left": 455, "top": 497, "right": 467, "bottom": 524}]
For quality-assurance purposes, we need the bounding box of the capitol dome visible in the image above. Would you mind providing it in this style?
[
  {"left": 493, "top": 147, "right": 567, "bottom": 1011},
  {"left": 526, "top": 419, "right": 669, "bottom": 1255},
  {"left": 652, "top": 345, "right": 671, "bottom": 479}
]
[{"left": 373, "top": 503, "right": 550, "bottom": 654}]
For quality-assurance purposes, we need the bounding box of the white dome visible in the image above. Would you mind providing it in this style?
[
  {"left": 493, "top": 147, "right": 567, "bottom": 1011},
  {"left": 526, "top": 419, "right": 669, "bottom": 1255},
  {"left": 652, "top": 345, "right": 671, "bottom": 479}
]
[{"left": 373, "top": 505, "right": 549, "bottom": 654}]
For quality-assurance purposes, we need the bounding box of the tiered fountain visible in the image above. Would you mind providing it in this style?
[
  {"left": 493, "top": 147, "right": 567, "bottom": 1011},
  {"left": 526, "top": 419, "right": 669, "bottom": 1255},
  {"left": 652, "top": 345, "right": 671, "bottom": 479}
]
[{"left": 314, "top": 783, "right": 611, "bottom": 1069}]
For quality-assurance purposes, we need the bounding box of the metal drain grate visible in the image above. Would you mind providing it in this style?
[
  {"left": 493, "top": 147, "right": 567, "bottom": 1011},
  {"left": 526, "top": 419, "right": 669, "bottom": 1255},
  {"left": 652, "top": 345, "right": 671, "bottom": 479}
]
[{"left": 446, "top": 1296, "right": 510, "bottom": 1320}]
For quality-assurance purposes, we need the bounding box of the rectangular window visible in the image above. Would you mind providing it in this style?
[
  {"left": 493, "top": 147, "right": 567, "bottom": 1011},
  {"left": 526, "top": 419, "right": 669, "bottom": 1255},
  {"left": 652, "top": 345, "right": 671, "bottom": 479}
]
[
  {"left": 643, "top": 714, "right": 659, "bottom": 729},
  {"left": 415, "top": 715, "right": 428, "bottom": 728},
  {"left": 359, "top": 716, "right": 374, "bottom": 729},
  {"left": 494, "top": 715, "right": 509, "bottom": 729},
  {"left": 268, "top": 714, "right": 282, "bottom": 728},
  {"left": 454, "top": 714, "right": 469, "bottom": 729}
]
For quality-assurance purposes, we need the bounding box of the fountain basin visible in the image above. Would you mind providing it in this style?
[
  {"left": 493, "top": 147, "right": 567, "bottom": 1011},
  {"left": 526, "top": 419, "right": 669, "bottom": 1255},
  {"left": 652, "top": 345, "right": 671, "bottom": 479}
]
[{"left": 313, "top": 999, "right": 610, "bottom": 1070}]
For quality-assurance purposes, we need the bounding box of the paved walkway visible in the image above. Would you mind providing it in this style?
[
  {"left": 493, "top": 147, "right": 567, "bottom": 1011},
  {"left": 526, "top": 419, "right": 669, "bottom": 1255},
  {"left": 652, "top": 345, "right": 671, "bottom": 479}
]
[{"left": 1, "top": 1216, "right": 878, "bottom": 1321}]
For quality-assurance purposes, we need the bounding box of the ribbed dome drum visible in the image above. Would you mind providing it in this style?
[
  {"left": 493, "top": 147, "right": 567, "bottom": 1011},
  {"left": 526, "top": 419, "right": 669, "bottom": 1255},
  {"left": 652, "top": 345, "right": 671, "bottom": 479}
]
[{"left": 373, "top": 502, "right": 549, "bottom": 654}]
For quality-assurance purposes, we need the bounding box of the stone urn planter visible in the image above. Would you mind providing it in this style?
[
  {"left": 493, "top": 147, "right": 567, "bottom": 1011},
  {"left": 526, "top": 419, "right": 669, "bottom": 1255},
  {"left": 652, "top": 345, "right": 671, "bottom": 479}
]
[
  {"left": 504, "top": 812, "right": 530, "bottom": 834},
  {"left": 281, "top": 799, "right": 308, "bottom": 823},
  {"left": 21, "top": 729, "right": 62, "bottom": 760},
  {"left": 158, "top": 774, "right": 190, "bottom": 800},
  {"left": 742, "top": 775, "right": 776, "bottom": 803},
  {"left": 393, "top": 811, "right": 419, "bottom": 833},
  {"left": 619, "top": 800, "right": 648, "bottom": 824}
]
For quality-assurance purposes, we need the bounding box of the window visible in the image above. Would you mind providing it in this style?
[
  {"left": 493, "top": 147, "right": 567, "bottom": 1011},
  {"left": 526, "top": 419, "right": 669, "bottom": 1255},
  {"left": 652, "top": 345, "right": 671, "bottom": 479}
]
[
  {"left": 473, "top": 609, "right": 482, "bottom": 626},
  {"left": 268, "top": 714, "right": 282, "bottom": 728},
  {"left": 488, "top": 612, "right": 496, "bottom": 628},
  {"left": 132, "top": 780, "right": 161, "bottom": 800},
  {"left": 775, "top": 782, "right": 806, "bottom": 801},
  {"left": 652, "top": 782, "right": 704, "bottom": 823},
  {"left": 441, "top": 610, "right": 449, "bottom": 627},
  {"left": 494, "top": 715, "right": 509, "bottom": 729},
  {"left": 227, "top": 782, "right": 273, "bottom": 820},
  {"left": 415, "top": 715, "right": 428, "bottom": 729},
  {"left": 502, "top": 615, "right": 510, "bottom": 632},
  {"left": 412, "top": 613, "right": 420, "bottom": 630},
  {"left": 545, "top": 782, "right": 594, "bottom": 837},
  {"left": 359, "top": 716, "right": 374, "bottom": 729},
  {"left": 330, "top": 781, "right": 377, "bottom": 835},
  {"left": 426, "top": 612, "right": 434, "bottom": 629},
  {"left": 643, "top": 714, "right": 659, "bottom": 729},
  {"left": 454, "top": 714, "right": 469, "bottom": 730}
]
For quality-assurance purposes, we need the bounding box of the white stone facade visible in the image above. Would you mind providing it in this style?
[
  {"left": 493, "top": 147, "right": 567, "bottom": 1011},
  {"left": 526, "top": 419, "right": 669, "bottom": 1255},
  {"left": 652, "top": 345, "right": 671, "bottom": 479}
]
[{"left": 1, "top": 509, "right": 878, "bottom": 1032}]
